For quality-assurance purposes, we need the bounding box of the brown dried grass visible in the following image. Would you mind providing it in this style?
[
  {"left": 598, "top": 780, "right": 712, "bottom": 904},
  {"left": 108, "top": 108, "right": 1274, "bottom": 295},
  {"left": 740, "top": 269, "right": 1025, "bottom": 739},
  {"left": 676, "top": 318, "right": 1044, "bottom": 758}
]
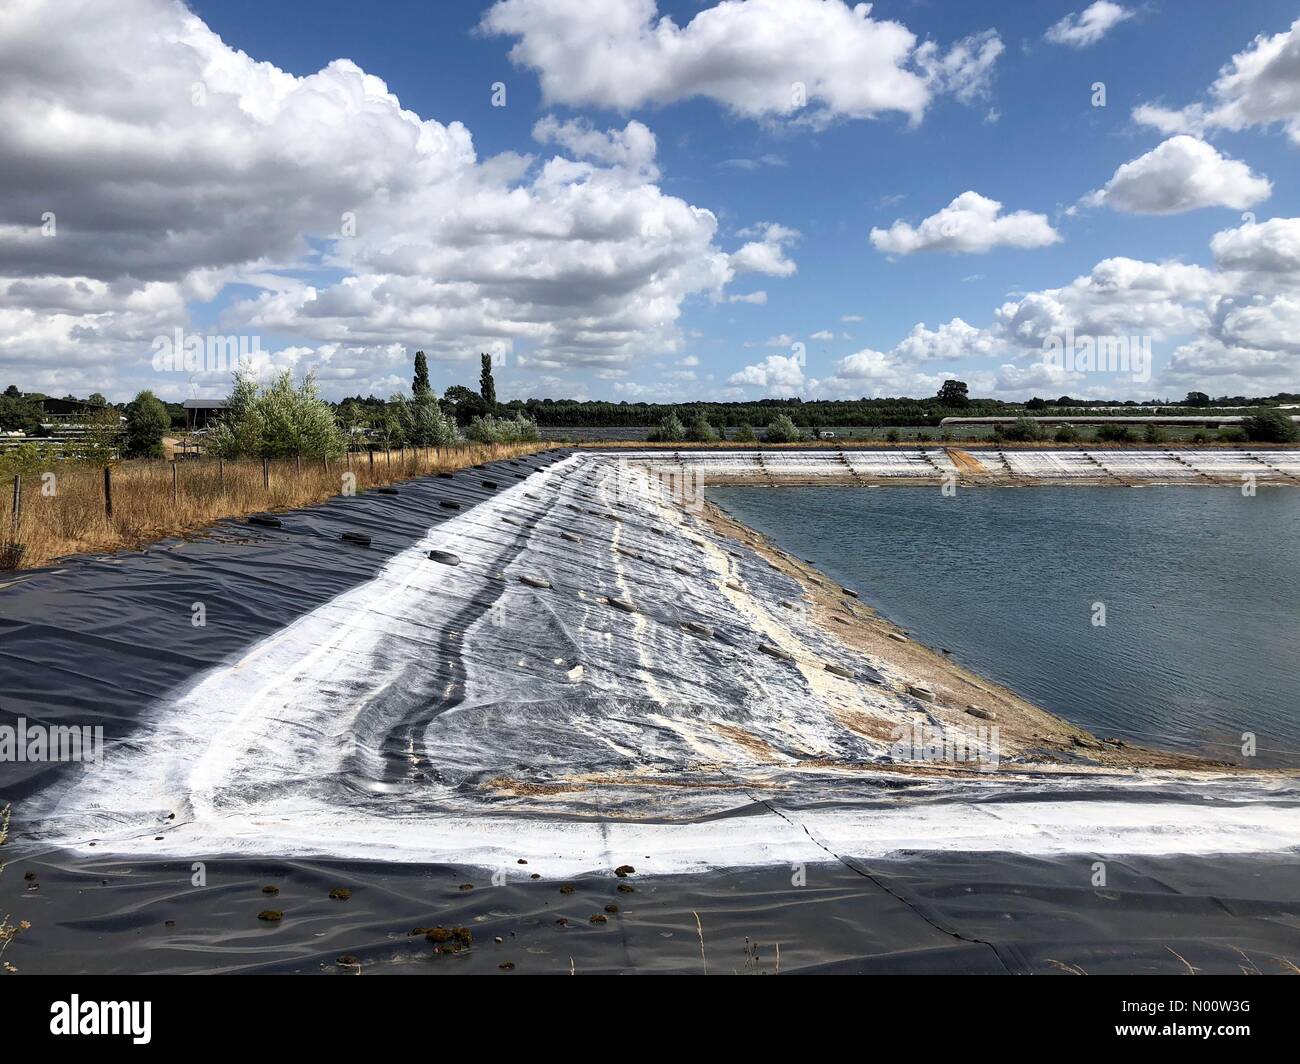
[{"left": 0, "top": 443, "right": 545, "bottom": 570}]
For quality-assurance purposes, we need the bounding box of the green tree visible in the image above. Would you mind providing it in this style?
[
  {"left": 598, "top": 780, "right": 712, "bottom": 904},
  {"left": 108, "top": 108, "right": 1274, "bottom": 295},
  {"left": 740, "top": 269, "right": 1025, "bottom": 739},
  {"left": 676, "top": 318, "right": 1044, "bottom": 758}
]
[
  {"left": 209, "top": 369, "right": 346, "bottom": 459},
  {"left": 1184, "top": 391, "right": 1211, "bottom": 407},
  {"left": 480, "top": 353, "right": 497, "bottom": 413},
  {"left": 1241, "top": 409, "right": 1299, "bottom": 443},
  {"left": 442, "top": 384, "right": 486, "bottom": 424},
  {"left": 647, "top": 411, "right": 686, "bottom": 442},
  {"left": 75, "top": 406, "right": 125, "bottom": 462},
  {"left": 466, "top": 413, "right": 539, "bottom": 443},
  {"left": 936, "top": 379, "right": 970, "bottom": 408},
  {"left": 0, "top": 391, "right": 40, "bottom": 434},
  {"left": 336, "top": 399, "right": 370, "bottom": 445},
  {"left": 765, "top": 414, "right": 802, "bottom": 443},
  {"left": 123, "top": 390, "right": 170, "bottom": 458},
  {"left": 1002, "top": 417, "right": 1043, "bottom": 442},
  {"left": 733, "top": 422, "right": 756, "bottom": 442},
  {"left": 684, "top": 412, "right": 718, "bottom": 442},
  {"left": 412, "top": 351, "right": 432, "bottom": 397},
  {"left": 1096, "top": 423, "right": 1135, "bottom": 443},
  {"left": 392, "top": 392, "right": 461, "bottom": 446}
]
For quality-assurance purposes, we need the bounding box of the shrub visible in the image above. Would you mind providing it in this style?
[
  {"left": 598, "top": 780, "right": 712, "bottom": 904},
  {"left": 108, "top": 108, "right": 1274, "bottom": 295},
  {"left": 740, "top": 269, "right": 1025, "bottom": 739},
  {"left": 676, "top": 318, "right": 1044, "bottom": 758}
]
[
  {"left": 465, "top": 413, "right": 539, "bottom": 444},
  {"left": 765, "top": 414, "right": 802, "bottom": 443},
  {"left": 647, "top": 412, "right": 686, "bottom": 442},
  {"left": 1142, "top": 423, "right": 1166, "bottom": 444},
  {"left": 1241, "top": 409, "right": 1299, "bottom": 443},
  {"left": 209, "top": 369, "right": 347, "bottom": 460},
  {"left": 885, "top": 429, "right": 901, "bottom": 443},
  {"left": 123, "top": 390, "right": 170, "bottom": 458},
  {"left": 1218, "top": 427, "right": 1248, "bottom": 443},
  {"left": 1053, "top": 424, "right": 1079, "bottom": 443},
  {"left": 733, "top": 422, "right": 756, "bottom": 442},
  {"left": 1096, "top": 423, "right": 1135, "bottom": 443},
  {"left": 394, "top": 393, "right": 461, "bottom": 447},
  {"left": 684, "top": 413, "right": 718, "bottom": 443},
  {"left": 1001, "top": 417, "right": 1043, "bottom": 442},
  {"left": 0, "top": 442, "right": 60, "bottom": 479}
]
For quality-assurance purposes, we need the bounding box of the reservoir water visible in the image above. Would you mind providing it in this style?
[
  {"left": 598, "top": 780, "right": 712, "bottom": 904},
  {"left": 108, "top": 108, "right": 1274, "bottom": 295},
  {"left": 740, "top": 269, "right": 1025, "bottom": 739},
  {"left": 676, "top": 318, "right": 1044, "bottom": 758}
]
[{"left": 710, "top": 485, "right": 1300, "bottom": 767}]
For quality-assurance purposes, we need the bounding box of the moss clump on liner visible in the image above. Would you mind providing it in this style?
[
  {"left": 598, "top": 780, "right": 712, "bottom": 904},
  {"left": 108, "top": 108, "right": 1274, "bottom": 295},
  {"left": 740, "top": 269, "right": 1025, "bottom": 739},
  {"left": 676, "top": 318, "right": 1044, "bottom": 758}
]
[{"left": 425, "top": 926, "right": 473, "bottom": 953}]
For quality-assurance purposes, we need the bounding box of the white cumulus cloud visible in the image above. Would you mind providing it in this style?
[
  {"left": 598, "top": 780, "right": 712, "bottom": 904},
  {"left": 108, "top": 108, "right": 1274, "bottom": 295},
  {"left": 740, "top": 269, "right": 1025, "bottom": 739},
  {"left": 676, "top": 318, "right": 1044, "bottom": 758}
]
[
  {"left": 730, "top": 223, "right": 799, "bottom": 276},
  {"left": 1133, "top": 18, "right": 1300, "bottom": 145},
  {"left": 1084, "top": 136, "right": 1271, "bottom": 214},
  {"left": 0, "top": 0, "right": 779, "bottom": 397},
  {"left": 870, "top": 192, "right": 1060, "bottom": 255},
  {"left": 1045, "top": 3, "right": 1134, "bottom": 49},
  {"left": 480, "top": 0, "right": 1001, "bottom": 127},
  {"left": 727, "top": 353, "right": 806, "bottom": 394}
]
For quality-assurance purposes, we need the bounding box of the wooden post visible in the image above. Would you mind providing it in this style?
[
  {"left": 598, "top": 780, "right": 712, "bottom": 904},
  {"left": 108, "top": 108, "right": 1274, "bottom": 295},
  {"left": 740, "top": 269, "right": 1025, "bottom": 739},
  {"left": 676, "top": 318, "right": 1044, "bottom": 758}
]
[
  {"left": 322, "top": 456, "right": 328, "bottom": 473},
  {"left": 262, "top": 457, "right": 269, "bottom": 491},
  {"left": 368, "top": 449, "right": 374, "bottom": 471},
  {"left": 172, "top": 462, "right": 178, "bottom": 503},
  {"left": 295, "top": 454, "right": 301, "bottom": 477},
  {"left": 218, "top": 459, "right": 224, "bottom": 493},
  {"left": 9, "top": 474, "right": 20, "bottom": 539},
  {"left": 103, "top": 467, "right": 113, "bottom": 519}
]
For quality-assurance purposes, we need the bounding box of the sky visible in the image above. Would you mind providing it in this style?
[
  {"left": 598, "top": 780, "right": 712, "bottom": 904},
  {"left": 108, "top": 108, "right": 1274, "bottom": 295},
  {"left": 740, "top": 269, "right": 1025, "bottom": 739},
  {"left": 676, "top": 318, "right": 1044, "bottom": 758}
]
[{"left": 2, "top": 0, "right": 1299, "bottom": 405}]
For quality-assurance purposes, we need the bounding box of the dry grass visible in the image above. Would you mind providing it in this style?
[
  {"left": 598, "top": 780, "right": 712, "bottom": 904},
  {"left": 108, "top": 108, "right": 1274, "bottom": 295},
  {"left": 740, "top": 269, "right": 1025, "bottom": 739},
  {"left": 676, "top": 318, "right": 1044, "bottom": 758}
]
[
  {"left": 0, "top": 804, "right": 28, "bottom": 973},
  {"left": 0, "top": 443, "right": 545, "bottom": 570}
]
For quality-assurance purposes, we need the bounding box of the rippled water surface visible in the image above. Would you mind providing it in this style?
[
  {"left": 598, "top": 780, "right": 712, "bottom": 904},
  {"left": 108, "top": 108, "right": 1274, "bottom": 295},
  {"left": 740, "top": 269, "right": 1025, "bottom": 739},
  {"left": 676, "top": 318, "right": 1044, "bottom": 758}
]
[{"left": 711, "top": 485, "right": 1300, "bottom": 766}]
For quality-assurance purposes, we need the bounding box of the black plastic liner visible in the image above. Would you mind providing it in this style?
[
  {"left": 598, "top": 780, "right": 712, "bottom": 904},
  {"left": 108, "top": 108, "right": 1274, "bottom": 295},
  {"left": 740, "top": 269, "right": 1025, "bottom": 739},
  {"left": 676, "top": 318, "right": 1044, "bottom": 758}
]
[{"left": 0, "top": 450, "right": 570, "bottom": 799}]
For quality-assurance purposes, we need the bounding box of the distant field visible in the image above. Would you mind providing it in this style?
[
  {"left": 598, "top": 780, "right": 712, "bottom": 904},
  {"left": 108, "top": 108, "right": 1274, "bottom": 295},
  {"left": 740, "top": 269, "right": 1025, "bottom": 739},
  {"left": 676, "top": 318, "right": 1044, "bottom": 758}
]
[{"left": 539, "top": 424, "right": 1235, "bottom": 443}]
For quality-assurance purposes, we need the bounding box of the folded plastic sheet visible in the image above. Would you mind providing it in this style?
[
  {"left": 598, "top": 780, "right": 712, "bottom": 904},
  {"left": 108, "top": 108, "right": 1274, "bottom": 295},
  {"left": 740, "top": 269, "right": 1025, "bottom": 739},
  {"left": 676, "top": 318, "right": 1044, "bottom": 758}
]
[
  {"left": 616, "top": 448, "right": 1300, "bottom": 482},
  {"left": 5, "top": 450, "right": 1300, "bottom": 876}
]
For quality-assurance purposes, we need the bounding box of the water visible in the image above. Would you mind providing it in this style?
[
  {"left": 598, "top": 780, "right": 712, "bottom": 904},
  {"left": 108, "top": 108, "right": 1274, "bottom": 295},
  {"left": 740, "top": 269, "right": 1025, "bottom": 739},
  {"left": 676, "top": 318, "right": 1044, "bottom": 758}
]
[{"left": 710, "top": 485, "right": 1300, "bottom": 767}]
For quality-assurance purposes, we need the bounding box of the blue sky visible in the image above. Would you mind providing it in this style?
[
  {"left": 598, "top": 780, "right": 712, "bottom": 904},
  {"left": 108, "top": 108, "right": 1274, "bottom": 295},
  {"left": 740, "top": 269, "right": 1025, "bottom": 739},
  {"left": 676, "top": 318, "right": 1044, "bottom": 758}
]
[{"left": 4, "top": 0, "right": 1299, "bottom": 403}]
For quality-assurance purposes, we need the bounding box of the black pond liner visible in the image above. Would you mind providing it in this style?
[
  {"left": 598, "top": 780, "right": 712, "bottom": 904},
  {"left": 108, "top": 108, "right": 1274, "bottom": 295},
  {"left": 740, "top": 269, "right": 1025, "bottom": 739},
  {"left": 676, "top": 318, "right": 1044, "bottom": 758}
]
[{"left": 0, "top": 450, "right": 573, "bottom": 798}]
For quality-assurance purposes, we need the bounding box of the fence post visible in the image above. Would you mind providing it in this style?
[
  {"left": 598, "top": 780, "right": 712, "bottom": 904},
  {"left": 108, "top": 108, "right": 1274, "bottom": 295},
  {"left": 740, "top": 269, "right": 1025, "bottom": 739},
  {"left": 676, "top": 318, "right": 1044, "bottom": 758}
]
[
  {"left": 368, "top": 449, "right": 374, "bottom": 471},
  {"left": 322, "top": 456, "right": 328, "bottom": 473},
  {"left": 103, "top": 467, "right": 113, "bottom": 519},
  {"left": 218, "top": 459, "right": 224, "bottom": 493},
  {"left": 295, "top": 454, "right": 301, "bottom": 478},
  {"left": 262, "top": 457, "right": 269, "bottom": 491},
  {"left": 9, "top": 474, "right": 20, "bottom": 539},
  {"left": 172, "top": 462, "right": 178, "bottom": 503}
]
